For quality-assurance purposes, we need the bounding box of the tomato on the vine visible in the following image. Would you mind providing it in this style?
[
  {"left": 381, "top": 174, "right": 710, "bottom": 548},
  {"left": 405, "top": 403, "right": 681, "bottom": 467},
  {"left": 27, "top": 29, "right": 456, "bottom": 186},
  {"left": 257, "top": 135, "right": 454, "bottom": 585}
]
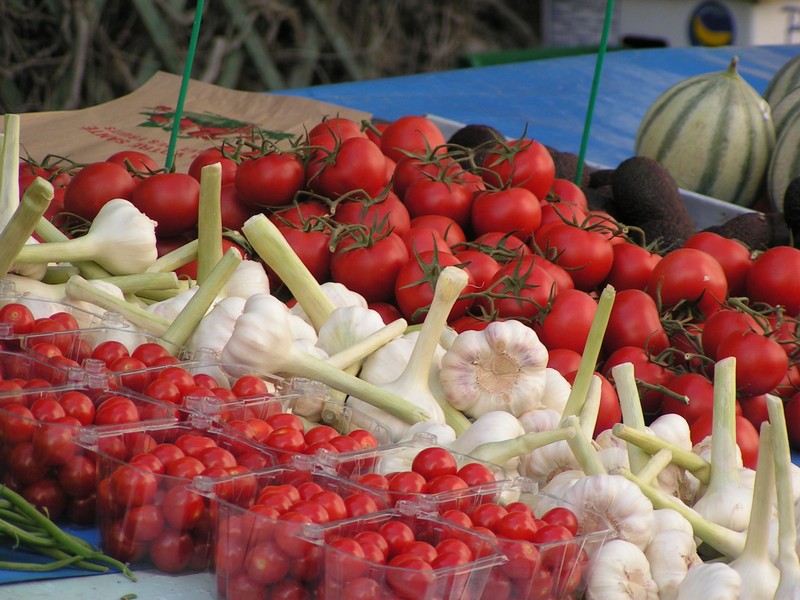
[
  {"left": 235, "top": 152, "right": 305, "bottom": 208},
  {"left": 63, "top": 161, "right": 137, "bottom": 220},
  {"left": 330, "top": 230, "right": 409, "bottom": 303},
  {"left": 131, "top": 172, "right": 200, "bottom": 238},
  {"left": 380, "top": 115, "right": 447, "bottom": 163},
  {"left": 480, "top": 138, "right": 555, "bottom": 202},
  {"left": 470, "top": 187, "right": 542, "bottom": 241},
  {"left": 646, "top": 248, "right": 728, "bottom": 317}
]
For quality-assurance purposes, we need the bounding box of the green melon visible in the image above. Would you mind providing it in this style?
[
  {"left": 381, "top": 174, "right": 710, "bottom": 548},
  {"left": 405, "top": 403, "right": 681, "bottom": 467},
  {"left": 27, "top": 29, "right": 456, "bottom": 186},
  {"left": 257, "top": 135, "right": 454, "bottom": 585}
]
[
  {"left": 764, "top": 52, "right": 800, "bottom": 108},
  {"left": 635, "top": 57, "right": 775, "bottom": 207},
  {"left": 772, "top": 85, "right": 800, "bottom": 138},
  {"left": 769, "top": 110, "right": 800, "bottom": 212}
]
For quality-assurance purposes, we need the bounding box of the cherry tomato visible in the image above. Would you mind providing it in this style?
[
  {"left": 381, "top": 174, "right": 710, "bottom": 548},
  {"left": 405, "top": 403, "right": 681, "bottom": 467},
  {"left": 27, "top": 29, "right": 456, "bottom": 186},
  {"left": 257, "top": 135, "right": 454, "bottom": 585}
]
[
  {"left": 149, "top": 529, "right": 194, "bottom": 573},
  {"left": 57, "top": 454, "right": 97, "bottom": 498},
  {"left": 0, "top": 303, "right": 36, "bottom": 335},
  {"left": 327, "top": 537, "right": 367, "bottom": 583},
  {"left": 411, "top": 447, "right": 458, "bottom": 480},
  {"left": 540, "top": 506, "right": 580, "bottom": 536}
]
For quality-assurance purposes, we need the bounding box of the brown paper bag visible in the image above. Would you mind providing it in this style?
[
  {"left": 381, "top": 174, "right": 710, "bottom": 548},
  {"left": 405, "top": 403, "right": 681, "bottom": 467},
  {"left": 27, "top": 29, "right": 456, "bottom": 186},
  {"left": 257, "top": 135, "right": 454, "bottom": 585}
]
[{"left": 5, "top": 71, "right": 372, "bottom": 173}]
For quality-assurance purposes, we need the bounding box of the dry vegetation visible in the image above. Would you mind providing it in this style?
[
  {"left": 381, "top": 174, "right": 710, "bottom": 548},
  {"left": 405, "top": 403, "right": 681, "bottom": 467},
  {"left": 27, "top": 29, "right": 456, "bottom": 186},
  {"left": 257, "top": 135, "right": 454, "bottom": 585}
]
[{"left": 0, "top": 0, "right": 540, "bottom": 114}]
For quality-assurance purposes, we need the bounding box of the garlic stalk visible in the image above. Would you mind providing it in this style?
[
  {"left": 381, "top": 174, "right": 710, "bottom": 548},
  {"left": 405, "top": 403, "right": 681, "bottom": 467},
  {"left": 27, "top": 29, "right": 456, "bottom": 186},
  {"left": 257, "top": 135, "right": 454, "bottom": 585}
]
[
  {"left": 578, "top": 373, "right": 602, "bottom": 439},
  {"left": 0, "top": 115, "right": 21, "bottom": 227},
  {"left": 160, "top": 248, "right": 241, "bottom": 347},
  {"left": 644, "top": 528, "right": 702, "bottom": 600},
  {"left": 289, "top": 280, "right": 368, "bottom": 324},
  {"left": 585, "top": 538, "right": 659, "bottom": 600},
  {"left": 221, "top": 293, "right": 430, "bottom": 424},
  {"left": 324, "top": 318, "right": 409, "bottom": 372},
  {"left": 34, "top": 218, "right": 110, "bottom": 280},
  {"left": 0, "top": 177, "right": 52, "bottom": 278},
  {"left": 66, "top": 275, "right": 171, "bottom": 336},
  {"left": 766, "top": 393, "right": 800, "bottom": 599},
  {"left": 18, "top": 199, "right": 159, "bottom": 275},
  {"left": 560, "top": 473, "right": 655, "bottom": 550},
  {"left": 467, "top": 425, "right": 576, "bottom": 472},
  {"left": 612, "top": 423, "right": 711, "bottom": 484},
  {"left": 728, "top": 421, "right": 779, "bottom": 599},
  {"left": 446, "top": 410, "right": 525, "bottom": 463},
  {"left": 563, "top": 414, "right": 606, "bottom": 476},
  {"left": 560, "top": 284, "right": 615, "bottom": 423},
  {"left": 146, "top": 239, "right": 198, "bottom": 274},
  {"left": 637, "top": 448, "right": 674, "bottom": 485},
  {"left": 347, "top": 266, "right": 468, "bottom": 441},
  {"left": 196, "top": 162, "right": 223, "bottom": 285},
  {"left": 676, "top": 562, "right": 741, "bottom": 599},
  {"left": 439, "top": 319, "right": 548, "bottom": 419},
  {"left": 692, "top": 356, "right": 753, "bottom": 533},
  {"left": 612, "top": 361, "right": 650, "bottom": 474},
  {"left": 243, "top": 213, "right": 336, "bottom": 331},
  {"left": 518, "top": 409, "right": 580, "bottom": 487},
  {"left": 620, "top": 468, "right": 746, "bottom": 558}
]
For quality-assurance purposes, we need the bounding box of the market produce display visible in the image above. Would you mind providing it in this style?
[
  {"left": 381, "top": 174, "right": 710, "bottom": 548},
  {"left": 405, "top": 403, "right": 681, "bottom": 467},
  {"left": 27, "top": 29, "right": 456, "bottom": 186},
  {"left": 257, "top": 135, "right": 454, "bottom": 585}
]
[{"left": 1, "top": 48, "right": 800, "bottom": 600}]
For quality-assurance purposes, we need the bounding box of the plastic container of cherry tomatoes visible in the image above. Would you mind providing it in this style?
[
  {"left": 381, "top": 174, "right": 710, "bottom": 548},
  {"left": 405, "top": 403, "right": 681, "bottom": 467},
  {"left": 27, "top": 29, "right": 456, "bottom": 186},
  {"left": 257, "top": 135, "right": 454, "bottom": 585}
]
[
  {"left": 418, "top": 477, "right": 614, "bottom": 600},
  {"left": 307, "top": 501, "right": 507, "bottom": 600},
  {"left": 0, "top": 348, "right": 87, "bottom": 394},
  {"left": 18, "top": 322, "right": 191, "bottom": 375},
  {"left": 75, "top": 413, "right": 284, "bottom": 574},
  {"left": 314, "top": 434, "right": 510, "bottom": 510},
  {"left": 0, "top": 381, "right": 192, "bottom": 526},
  {"left": 0, "top": 284, "right": 111, "bottom": 352},
  {"left": 190, "top": 454, "right": 395, "bottom": 599},
  {"left": 111, "top": 360, "right": 393, "bottom": 450}
]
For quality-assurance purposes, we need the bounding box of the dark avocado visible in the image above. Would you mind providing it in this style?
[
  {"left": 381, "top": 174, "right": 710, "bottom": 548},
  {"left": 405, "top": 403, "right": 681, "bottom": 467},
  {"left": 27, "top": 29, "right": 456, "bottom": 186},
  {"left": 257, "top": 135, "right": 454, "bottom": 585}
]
[{"left": 447, "top": 124, "right": 504, "bottom": 168}]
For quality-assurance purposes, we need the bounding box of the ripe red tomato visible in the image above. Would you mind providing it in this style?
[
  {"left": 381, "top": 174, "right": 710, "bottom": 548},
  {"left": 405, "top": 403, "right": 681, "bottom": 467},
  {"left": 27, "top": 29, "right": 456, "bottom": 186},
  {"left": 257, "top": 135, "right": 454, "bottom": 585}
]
[
  {"left": 602, "top": 288, "right": 670, "bottom": 355},
  {"left": 564, "top": 370, "right": 621, "bottom": 436},
  {"left": 330, "top": 231, "right": 409, "bottom": 303},
  {"left": 380, "top": 115, "right": 447, "bottom": 163},
  {"left": 684, "top": 232, "right": 752, "bottom": 297},
  {"left": 602, "top": 345, "right": 673, "bottom": 415},
  {"left": 0, "top": 303, "right": 36, "bottom": 334},
  {"left": 63, "top": 161, "right": 137, "bottom": 220},
  {"left": 659, "top": 372, "right": 714, "bottom": 424},
  {"left": 540, "top": 506, "right": 580, "bottom": 536},
  {"left": 393, "top": 252, "right": 475, "bottom": 324},
  {"left": 475, "top": 254, "right": 555, "bottom": 322},
  {"left": 235, "top": 152, "right": 305, "bottom": 208},
  {"left": 537, "top": 289, "right": 597, "bottom": 355},
  {"left": 308, "top": 116, "right": 367, "bottom": 143},
  {"left": 132, "top": 172, "right": 201, "bottom": 238},
  {"left": 334, "top": 192, "right": 411, "bottom": 239},
  {"left": 402, "top": 177, "right": 473, "bottom": 229},
  {"left": 549, "top": 178, "right": 588, "bottom": 209},
  {"left": 187, "top": 147, "right": 238, "bottom": 186},
  {"left": 716, "top": 331, "right": 789, "bottom": 396},
  {"left": 701, "top": 308, "right": 764, "bottom": 360},
  {"left": 470, "top": 187, "right": 542, "bottom": 241},
  {"left": 603, "top": 242, "right": 662, "bottom": 291},
  {"left": 746, "top": 246, "right": 800, "bottom": 316},
  {"left": 309, "top": 137, "right": 388, "bottom": 199},
  {"left": 408, "top": 214, "right": 465, "bottom": 248},
  {"left": 481, "top": 138, "right": 556, "bottom": 202},
  {"left": 106, "top": 150, "right": 159, "bottom": 173},
  {"left": 533, "top": 222, "right": 614, "bottom": 292},
  {"left": 647, "top": 248, "right": 728, "bottom": 316},
  {"left": 149, "top": 529, "right": 195, "bottom": 574},
  {"left": 411, "top": 447, "right": 458, "bottom": 480}
]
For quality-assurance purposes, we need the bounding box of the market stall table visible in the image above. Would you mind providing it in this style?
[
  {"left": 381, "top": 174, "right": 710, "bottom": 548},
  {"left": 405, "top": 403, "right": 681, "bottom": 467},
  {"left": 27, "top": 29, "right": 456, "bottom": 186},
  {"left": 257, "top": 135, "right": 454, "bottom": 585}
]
[{"left": 2, "top": 42, "right": 799, "bottom": 598}]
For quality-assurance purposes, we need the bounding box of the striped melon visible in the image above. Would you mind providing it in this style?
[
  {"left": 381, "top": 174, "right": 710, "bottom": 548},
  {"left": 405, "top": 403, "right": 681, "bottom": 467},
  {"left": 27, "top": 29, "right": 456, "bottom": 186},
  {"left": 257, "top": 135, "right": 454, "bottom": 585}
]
[
  {"left": 768, "top": 110, "right": 800, "bottom": 212},
  {"left": 772, "top": 85, "right": 800, "bottom": 138},
  {"left": 764, "top": 52, "right": 800, "bottom": 108},
  {"left": 635, "top": 57, "right": 775, "bottom": 207}
]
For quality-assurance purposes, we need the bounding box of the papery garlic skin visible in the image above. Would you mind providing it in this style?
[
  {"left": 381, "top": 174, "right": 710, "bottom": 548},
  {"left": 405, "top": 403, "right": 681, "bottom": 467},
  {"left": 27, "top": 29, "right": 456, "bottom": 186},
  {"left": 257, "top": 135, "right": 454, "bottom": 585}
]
[
  {"left": 652, "top": 508, "right": 694, "bottom": 538},
  {"left": 189, "top": 295, "right": 245, "bottom": 356},
  {"left": 290, "top": 281, "right": 367, "bottom": 325},
  {"left": 675, "top": 562, "right": 741, "bottom": 599},
  {"left": 645, "top": 529, "right": 702, "bottom": 600},
  {"left": 562, "top": 474, "right": 655, "bottom": 550},
  {"left": 448, "top": 410, "right": 525, "bottom": 471},
  {"left": 585, "top": 539, "right": 659, "bottom": 600},
  {"left": 223, "top": 259, "right": 270, "bottom": 299},
  {"left": 439, "top": 319, "right": 548, "bottom": 418},
  {"left": 316, "top": 306, "right": 394, "bottom": 361}
]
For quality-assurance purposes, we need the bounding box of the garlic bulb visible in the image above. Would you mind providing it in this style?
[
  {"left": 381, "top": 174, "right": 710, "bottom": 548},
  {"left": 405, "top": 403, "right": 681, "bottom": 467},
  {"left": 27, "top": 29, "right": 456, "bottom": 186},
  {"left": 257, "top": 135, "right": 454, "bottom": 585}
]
[
  {"left": 188, "top": 295, "right": 245, "bottom": 355},
  {"left": 645, "top": 529, "right": 702, "bottom": 600},
  {"left": 223, "top": 259, "right": 270, "bottom": 299},
  {"left": 676, "top": 563, "right": 741, "bottom": 599},
  {"left": 317, "top": 306, "right": 393, "bottom": 363},
  {"left": 359, "top": 330, "right": 446, "bottom": 391},
  {"left": 652, "top": 508, "right": 695, "bottom": 537},
  {"left": 439, "top": 319, "right": 548, "bottom": 418},
  {"left": 447, "top": 410, "right": 525, "bottom": 472},
  {"left": 561, "top": 473, "right": 655, "bottom": 550},
  {"left": 585, "top": 538, "right": 659, "bottom": 600},
  {"left": 289, "top": 280, "right": 367, "bottom": 325}
]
